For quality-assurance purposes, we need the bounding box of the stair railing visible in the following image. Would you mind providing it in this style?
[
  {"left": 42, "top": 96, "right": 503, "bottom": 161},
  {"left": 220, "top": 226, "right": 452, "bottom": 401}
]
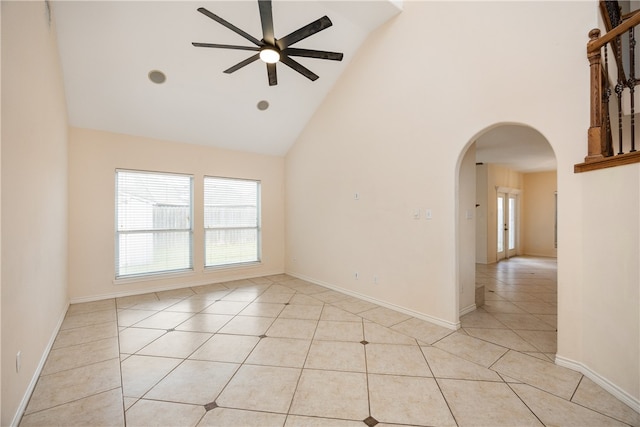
[{"left": 576, "top": 10, "right": 640, "bottom": 172}]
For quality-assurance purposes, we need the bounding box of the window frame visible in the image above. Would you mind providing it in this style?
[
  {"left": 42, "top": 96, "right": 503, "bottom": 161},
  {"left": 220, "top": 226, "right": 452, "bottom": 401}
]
[
  {"left": 114, "top": 169, "right": 194, "bottom": 280},
  {"left": 203, "top": 175, "right": 262, "bottom": 269}
]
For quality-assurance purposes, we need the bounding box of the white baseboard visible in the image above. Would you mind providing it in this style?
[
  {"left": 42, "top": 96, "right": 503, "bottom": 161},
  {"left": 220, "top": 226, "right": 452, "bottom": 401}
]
[
  {"left": 11, "top": 301, "right": 70, "bottom": 427},
  {"left": 287, "top": 272, "right": 459, "bottom": 330},
  {"left": 555, "top": 355, "right": 640, "bottom": 413},
  {"left": 459, "top": 303, "right": 477, "bottom": 317},
  {"left": 69, "top": 271, "right": 284, "bottom": 304},
  {"left": 521, "top": 252, "right": 557, "bottom": 258}
]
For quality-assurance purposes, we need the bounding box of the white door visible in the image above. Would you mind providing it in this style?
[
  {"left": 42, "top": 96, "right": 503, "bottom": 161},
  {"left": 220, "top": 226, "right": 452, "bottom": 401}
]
[
  {"left": 497, "top": 192, "right": 518, "bottom": 260},
  {"left": 497, "top": 193, "right": 506, "bottom": 260},
  {"left": 507, "top": 194, "right": 518, "bottom": 258}
]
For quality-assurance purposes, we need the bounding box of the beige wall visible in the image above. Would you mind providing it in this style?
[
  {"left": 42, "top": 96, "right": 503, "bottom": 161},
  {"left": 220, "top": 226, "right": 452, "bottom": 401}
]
[
  {"left": 2, "top": 0, "right": 639, "bottom": 417},
  {"left": 458, "top": 143, "right": 476, "bottom": 314},
  {"left": 286, "top": 0, "right": 639, "bottom": 407},
  {"left": 1, "top": 2, "right": 69, "bottom": 425},
  {"left": 477, "top": 166, "right": 557, "bottom": 262},
  {"left": 475, "top": 164, "right": 489, "bottom": 264},
  {"left": 522, "top": 171, "right": 557, "bottom": 257},
  {"left": 286, "top": 0, "right": 581, "bottom": 327},
  {"left": 570, "top": 164, "right": 639, "bottom": 402},
  {"left": 68, "top": 128, "right": 285, "bottom": 301}
]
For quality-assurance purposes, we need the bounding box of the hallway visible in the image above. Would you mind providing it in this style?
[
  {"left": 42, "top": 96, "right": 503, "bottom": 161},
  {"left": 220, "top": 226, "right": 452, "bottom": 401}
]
[
  {"left": 19, "top": 258, "right": 640, "bottom": 426},
  {"left": 470, "top": 257, "right": 558, "bottom": 360}
]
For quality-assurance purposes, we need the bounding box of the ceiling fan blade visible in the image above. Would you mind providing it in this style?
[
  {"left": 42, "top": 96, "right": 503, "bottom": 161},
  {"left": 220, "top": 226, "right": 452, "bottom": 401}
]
[
  {"left": 197, "top": 7, "right": 263, "bottom": 47},
  {"left": 224, "top": 54, "right": 260, "bottom": 74},
  {"left": 267, "top": 62, "right": 277, "bottom": 86},
  {"left": 192, "top": 42, "right": 260, "bottom": 52},
  {"left": 258, "top": 0, "right": 275, "bottom": 45},
  {"left": 283, "top": 47, "right": 343, "bottom": 61},
  {"left": 276, "top": 16, "right": 332, "bottom": 50},
  {"left": 280, "top": 55, "right": 319, "bottom": 81}
]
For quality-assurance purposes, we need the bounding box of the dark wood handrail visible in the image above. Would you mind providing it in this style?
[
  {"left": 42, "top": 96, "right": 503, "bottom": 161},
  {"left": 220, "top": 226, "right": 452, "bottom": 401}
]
[
  {"left": 621, "top": 8, "right": 640, "bottom": 21},
  {"left": 588, "top": 11, "right": 640, "bottom": 53}
]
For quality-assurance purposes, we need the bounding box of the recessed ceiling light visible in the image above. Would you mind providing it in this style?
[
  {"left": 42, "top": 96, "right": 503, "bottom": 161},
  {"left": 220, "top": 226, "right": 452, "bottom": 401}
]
[
  {"left": 257, "top": 100, "right": 269, "bottom": 111},
  {"left": 148, "top": 70, "right": 166, "bottom": 84}
]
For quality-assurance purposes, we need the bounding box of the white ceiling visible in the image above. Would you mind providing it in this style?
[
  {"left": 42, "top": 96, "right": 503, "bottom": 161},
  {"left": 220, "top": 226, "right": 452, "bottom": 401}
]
[
  {"left": 52, "top": 1, "right": 402, "bottom": 156},
  {"left": 475, "top": 125, "right": 557, "bottom": 173},
  {"left": 53, "top": 2, "right": 555, "bottom": 171}
]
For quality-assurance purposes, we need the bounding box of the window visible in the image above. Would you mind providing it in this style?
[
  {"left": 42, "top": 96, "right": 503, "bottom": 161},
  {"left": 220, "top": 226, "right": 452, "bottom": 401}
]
[
  {"left": 204, "top": 176, "right": 260, "bottom": 267},
  {"left": 115, "top": 170, "right": 193, "bottom": 278}
]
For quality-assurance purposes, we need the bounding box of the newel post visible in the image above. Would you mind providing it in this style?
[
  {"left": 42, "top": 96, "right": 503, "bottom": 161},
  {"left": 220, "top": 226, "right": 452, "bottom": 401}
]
[{"left": 586, "top": 29, "right": 605, "bottom": 162}]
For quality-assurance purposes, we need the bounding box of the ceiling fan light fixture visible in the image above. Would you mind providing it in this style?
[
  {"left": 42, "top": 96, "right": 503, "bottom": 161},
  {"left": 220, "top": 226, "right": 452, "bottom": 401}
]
[{"left": 259, "top": 48, "right": 280, "bottom": 64}]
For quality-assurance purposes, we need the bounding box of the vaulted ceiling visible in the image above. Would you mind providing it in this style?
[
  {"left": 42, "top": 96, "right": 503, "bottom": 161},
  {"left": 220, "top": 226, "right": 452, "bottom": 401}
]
[
  {"left": 53, "top": 1, "right": 402, "bottom": 156},
  {"left": 53, "top": 1, "right": 556, "bottom": 172}
]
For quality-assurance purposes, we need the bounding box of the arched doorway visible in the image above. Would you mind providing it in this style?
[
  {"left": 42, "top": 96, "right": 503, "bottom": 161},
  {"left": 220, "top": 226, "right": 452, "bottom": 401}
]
[{"left": 455, "top": 123, "right": 558, "bottom": 359}]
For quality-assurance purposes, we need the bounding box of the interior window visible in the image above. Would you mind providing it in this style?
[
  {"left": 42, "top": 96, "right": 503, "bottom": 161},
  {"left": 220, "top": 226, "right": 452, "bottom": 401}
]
[
  {"left": 115, "top": 169, "right": 193, "bottom": 278},
  {"left": 204, "top": 176, "right": 261, "bottom": 267}
]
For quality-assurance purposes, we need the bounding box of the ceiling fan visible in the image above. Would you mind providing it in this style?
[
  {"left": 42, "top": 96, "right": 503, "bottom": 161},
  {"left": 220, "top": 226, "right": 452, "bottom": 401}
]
[{"left": 192, "top": 0, "right": 344, "bottom": 86}]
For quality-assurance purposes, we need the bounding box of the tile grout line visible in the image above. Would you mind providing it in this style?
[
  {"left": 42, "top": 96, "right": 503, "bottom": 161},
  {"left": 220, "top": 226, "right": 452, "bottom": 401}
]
[
  {"left": 569, "top": 374, "right": 585, "bottom": 402},
  {"left": 430, "top": 376, "right": 461, "bottom": 426},
  {"left": 282, "top": 291, "right": 324, "bottom": 421},
  {"left": 193, "top": 280, "right": 293, "bottom": 417},
  {"left": 361, "top": 316, "right": 374, "bottom": 424},
  {"left": 417, "top": 340, "right": 460, "bottom": 426},
  {"left": 38, "top": 263, "right": 640, "bottom": 426},
  {"left": 123, "top": 279, "right": 281, "bottom": 421},
  {"left": 503, "top": 377, "right": 547, "bottom": 426},
  {"left": 192, "top": 281, "right": 279, "bottom": 412},
  {"left": 121, "top": 282, "right": 236, "bottom": 419},
  {"left": 21, "top": 387, "right": 124, "bottom": 420},
  {"left": 114, "top": 300, "right": 128, "bottom": 427}
]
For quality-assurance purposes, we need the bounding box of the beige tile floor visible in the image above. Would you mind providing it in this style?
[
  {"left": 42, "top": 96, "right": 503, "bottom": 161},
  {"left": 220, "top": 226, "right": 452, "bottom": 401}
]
[{"left": 20, "top": 257, "right": 640, "bottom": 426}]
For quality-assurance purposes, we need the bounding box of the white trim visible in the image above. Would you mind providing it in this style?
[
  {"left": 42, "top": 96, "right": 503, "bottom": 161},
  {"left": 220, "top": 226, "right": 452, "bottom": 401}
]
[
  {"left": 495, "top": 186, "right": 522, "bottom": 195},
  {"left": 459, "top": 303, "right": 477, "bottom": 317},
  {"left": 521, "top": 252, "right": 557, "bottom": 258},
  {"left": 11, "top": 301, "right": 70, "bottom": 427},
  {"left": 71, "top": 271, "right": 284, "bottom": 304},
  {"left": 555, "top": 355, "right": 640, "bottom": 413},
  {"left": 204, "top": 261, "right": 263, "bottom": 273},
  {"left": 287, "top": 272, "right": 459, "bottom": 330},
  {"left": 113, "top": 269, "right": 197, "bottom": 285},
  {"left": 113, "top": 261, "right": 264, "bottom": 286}
]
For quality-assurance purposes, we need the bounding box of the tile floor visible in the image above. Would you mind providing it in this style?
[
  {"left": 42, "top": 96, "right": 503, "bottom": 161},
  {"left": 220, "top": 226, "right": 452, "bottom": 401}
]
[{"left": 19, "top": 257, "right": 640, "bottom": 426}]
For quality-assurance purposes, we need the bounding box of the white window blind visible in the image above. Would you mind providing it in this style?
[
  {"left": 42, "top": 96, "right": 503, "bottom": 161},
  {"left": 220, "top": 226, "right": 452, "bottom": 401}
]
[
  {"left": 204, "top": 176, "right": 260, "bottom": 267},
  {"left": 116, "top": 170, "right": 193, "bottom": 278}
]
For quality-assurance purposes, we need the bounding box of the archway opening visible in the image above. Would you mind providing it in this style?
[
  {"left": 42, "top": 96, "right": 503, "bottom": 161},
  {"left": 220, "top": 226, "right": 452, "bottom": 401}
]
[{"left": 456, "top": 123, "right": 558, "bottom": 359}]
